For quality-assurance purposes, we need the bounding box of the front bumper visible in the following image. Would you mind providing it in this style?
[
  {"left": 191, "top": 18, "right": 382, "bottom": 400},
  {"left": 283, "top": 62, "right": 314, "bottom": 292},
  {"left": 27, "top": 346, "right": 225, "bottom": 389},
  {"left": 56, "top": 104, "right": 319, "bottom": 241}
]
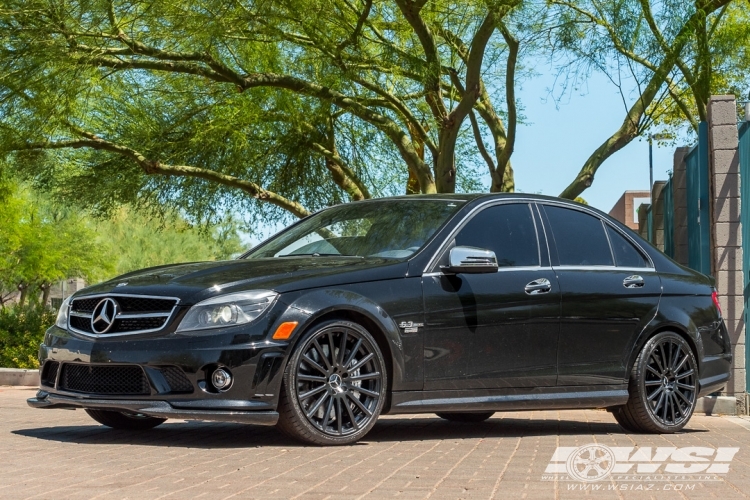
[
  {"left": 28, "top": 390, "right": 278, "bottom": 425},
  {"left": 31, "top": 320, "right": 300, "bottom": 421}
]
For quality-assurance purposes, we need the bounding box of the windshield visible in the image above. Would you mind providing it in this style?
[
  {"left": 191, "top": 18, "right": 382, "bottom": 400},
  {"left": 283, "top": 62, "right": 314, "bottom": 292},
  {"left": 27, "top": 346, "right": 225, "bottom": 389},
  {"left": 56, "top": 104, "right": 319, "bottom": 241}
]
[{"left": 245, "top": 199, "right": 464, "bottom": 260}]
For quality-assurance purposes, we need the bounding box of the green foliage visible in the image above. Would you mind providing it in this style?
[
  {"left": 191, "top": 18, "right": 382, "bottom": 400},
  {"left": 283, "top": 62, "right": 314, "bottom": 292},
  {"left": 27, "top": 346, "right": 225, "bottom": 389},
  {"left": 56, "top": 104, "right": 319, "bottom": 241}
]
[
  {"left": 0, "top": 178, "right": 112, "bottom": 304},
  {"left": 0, "top": 303, "right": 55, "bottom": 369},
  {"left": 0, "top": 177, "right": 244, "bottom": 303},
  {"left": 96, "top": 208, "right": 244, "bottom": 276},
  {"left": 0, "top": 0, "right": 525, "bottom": 223}
]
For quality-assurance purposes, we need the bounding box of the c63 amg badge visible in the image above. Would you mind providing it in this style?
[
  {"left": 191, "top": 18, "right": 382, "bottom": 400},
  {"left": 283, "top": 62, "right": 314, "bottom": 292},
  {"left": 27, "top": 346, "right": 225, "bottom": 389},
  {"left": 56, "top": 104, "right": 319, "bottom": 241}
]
[{"left": 399, "top": 321, "right": 424, "bottom": 333}]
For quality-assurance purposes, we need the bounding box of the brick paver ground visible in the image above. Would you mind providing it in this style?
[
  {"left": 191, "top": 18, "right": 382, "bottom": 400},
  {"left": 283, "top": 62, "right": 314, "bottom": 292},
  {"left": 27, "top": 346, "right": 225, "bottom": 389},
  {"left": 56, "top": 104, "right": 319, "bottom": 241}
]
[{"left": 3, "top": 386, "right": 750, "bottom": 499}]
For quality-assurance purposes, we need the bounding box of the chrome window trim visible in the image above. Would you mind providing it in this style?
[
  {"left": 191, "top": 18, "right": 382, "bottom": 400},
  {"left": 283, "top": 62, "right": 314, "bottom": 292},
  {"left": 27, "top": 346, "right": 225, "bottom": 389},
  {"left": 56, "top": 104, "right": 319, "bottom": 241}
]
[
  {"left": 423, "top": 266, "right": 553, "bottom": 278},
  {"left": 422, "top": 197, "right": 656, "bottom": 275},
  {"left": 423, "top": 198, "right": 543, "bottom": 274},
  {"left": 533, "top": 204, "right": 553, "bottom": 266},
  {"left": 551, "top": 265, "right": 656, "bottom": 272},
  {"left": 67, "top": 293, "right": 181, "bottom": 338}
]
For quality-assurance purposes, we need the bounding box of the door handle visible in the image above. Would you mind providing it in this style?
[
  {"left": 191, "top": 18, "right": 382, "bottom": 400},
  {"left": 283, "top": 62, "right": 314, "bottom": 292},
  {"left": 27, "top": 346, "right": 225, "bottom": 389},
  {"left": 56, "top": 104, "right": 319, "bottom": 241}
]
[
  {"left": 623, "top": 275, "right": 645, "bottom": 288},
  {"left": 525, "top": 278, "right": 552, "bottom": 295}
]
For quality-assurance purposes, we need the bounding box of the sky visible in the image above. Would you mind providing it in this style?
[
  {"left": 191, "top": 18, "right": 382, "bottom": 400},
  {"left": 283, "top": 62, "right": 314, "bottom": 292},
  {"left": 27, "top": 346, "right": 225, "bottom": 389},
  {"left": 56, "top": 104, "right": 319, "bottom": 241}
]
[{"left": 507, "top": 70, "right": 677, "bottom": 213}]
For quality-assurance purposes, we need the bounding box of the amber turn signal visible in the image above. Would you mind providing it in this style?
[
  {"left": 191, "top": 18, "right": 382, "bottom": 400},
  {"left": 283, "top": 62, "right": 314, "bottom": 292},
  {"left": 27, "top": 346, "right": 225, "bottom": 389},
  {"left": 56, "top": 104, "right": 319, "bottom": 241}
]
[{"left": 272, "top": 321, "right": 298, "bottom": 340}]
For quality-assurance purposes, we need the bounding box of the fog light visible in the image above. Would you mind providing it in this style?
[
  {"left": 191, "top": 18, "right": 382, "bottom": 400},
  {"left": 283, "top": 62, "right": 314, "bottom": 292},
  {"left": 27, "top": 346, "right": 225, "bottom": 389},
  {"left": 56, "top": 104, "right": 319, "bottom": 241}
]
[{"left": 211, "top": 368, "right": 232, "bottom": 391}]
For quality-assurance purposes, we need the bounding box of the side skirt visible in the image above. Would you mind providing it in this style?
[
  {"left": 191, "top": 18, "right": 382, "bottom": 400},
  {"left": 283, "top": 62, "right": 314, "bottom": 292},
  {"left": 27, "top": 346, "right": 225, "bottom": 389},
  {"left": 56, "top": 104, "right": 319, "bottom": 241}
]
[{"left": 387, "top": 385, "right": 629, "bottom": 414}]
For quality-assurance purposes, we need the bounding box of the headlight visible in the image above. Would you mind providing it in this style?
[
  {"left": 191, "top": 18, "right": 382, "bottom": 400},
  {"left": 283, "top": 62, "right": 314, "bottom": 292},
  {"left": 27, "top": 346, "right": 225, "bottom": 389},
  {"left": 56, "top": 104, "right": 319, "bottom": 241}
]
[
  {"left": 55, "top": 296, "right": 72, "bottom": 329},
  {"left": 176, "top": 290, "right": 278, "bottom": 332}
]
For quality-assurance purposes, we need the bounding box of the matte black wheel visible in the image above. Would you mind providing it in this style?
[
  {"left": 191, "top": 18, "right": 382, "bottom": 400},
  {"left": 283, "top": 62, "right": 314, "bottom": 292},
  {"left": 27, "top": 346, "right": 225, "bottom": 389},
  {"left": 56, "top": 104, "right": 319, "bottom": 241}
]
[
  {"left": 85, "top": 409, "right": 166, "bottom": 430},
  {"left": 615, "top": 331, "right": 698, "bottom": 433},
  {"left": 436, "top": 412, "right": 494, "bottom": 423},
  {"left": 276, "top": 320, "right": 387, "bottom": 445}
]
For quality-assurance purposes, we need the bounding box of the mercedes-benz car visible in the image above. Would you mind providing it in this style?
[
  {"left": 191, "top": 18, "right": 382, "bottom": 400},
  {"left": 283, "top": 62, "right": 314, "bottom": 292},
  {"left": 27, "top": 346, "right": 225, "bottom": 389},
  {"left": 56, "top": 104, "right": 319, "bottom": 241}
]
[{"left": 29, "top": 194, "right": 731, "bottom": 445}]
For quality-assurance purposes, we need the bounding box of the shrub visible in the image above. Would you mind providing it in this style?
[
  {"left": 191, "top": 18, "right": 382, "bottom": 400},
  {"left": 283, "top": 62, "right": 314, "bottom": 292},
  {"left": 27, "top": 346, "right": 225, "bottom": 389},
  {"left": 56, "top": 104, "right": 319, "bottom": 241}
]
[{"left": 0, "top": 304, "right": 55, "bottom": 369}]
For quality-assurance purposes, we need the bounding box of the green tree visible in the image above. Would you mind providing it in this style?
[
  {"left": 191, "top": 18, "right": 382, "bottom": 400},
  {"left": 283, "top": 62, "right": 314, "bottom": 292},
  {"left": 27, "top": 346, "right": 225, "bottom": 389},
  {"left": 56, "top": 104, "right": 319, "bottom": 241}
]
[
  {"left": 0, "top": 180, "right": 112, "bottom": 306},
  {"left": 0, "top": 0, "right": 525, "bottom": 226},
  {"left": 546, "top": 0, "right": 747, "bottom": 199},
  {"left": 2, "top": 0, "right": 748, "bottom": 211},
  {"left": 95, "top": 207, "right": 244, "bottom": 277}
]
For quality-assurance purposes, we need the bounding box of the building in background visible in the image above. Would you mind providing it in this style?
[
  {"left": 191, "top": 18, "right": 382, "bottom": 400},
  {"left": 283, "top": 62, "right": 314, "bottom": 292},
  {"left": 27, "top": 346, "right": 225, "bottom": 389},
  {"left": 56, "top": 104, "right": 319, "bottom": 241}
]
[{"left": 608, "top": 190, "right": 651, "bottom": 231}]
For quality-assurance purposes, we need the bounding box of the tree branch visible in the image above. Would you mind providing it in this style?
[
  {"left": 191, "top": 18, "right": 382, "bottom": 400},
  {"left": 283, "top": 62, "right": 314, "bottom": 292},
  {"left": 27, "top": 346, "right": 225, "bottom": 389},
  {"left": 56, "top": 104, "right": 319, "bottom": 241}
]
[{"left": 14, "top": 135, "right": 311, "bottom": 218}]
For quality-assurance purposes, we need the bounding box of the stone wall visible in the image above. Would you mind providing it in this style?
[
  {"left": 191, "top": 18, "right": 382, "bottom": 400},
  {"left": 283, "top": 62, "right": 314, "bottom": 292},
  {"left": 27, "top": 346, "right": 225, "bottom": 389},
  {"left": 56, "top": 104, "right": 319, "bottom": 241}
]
[
  {"left": 651, "top": 181, "right": 667, "bottom": 251},
  {"left": 707, "top": 95, "right": 745, "bottom": 401},
  {"left": 672, "top": 148, "right": 690, "bottom": 266}
]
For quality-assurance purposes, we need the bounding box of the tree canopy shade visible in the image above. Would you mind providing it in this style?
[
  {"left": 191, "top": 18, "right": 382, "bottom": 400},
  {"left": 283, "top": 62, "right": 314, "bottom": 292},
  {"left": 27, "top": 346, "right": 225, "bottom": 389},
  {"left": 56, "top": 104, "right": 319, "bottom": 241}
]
[{"left": 1, "top": 0, "right": 749, "bottom": 220}]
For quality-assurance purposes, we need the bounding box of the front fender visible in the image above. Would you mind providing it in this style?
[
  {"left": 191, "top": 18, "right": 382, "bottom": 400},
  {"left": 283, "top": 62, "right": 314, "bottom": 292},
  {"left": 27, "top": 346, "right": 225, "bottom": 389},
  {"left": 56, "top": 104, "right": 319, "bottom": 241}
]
[{"left": 268, "top": 286, "right": 417, "bottom": 396}]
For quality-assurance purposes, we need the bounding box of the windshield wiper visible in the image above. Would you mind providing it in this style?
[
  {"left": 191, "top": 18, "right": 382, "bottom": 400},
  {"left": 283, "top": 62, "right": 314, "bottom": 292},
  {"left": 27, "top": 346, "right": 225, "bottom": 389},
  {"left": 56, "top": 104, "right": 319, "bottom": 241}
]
[{"left": 276, "top": 253, "right": 362, "bottom": 258}]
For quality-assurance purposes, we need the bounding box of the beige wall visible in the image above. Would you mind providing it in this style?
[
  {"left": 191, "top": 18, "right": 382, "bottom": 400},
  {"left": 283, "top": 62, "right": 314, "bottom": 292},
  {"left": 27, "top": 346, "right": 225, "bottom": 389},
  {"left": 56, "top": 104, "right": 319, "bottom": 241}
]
[
  {"left": 609, "top": 190, "right": 651, "bottom": 231},
  {"left": 707, "top": 95, "right": 745, "bottom": 405}
]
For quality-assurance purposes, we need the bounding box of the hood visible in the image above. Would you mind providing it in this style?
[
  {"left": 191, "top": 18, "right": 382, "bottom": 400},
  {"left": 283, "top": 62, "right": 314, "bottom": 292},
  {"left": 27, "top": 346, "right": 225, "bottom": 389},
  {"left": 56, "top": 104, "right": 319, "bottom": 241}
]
[{"left": 75, "top": 257, "right": 409, "bottom": 304}]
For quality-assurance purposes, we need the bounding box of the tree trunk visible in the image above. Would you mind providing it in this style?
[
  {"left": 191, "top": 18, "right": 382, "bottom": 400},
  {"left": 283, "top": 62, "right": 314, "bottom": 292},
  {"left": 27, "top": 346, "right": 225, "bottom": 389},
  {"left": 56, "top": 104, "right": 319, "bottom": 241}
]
[
  {"left": 41, "top": 283, "right": 52, "bottom": 308},
  {"left": 18, "top": 282, "right": 28, "bottom": 307},
  {"left": 435, "top": 125, "right": 460, "bottom": 193}
]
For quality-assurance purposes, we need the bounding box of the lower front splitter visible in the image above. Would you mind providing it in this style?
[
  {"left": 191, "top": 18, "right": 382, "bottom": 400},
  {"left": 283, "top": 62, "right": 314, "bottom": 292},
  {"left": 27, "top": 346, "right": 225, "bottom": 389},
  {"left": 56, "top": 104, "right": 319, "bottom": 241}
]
[{"left": 27, "top": 391, "right": 279, "bottom": 425}]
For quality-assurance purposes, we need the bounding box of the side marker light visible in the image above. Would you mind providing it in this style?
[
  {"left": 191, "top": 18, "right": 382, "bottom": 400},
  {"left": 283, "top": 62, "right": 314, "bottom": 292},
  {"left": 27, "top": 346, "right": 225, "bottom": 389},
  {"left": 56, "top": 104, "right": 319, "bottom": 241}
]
[{"left": 272, "top": 321, "right": 298, "bottom": 340}]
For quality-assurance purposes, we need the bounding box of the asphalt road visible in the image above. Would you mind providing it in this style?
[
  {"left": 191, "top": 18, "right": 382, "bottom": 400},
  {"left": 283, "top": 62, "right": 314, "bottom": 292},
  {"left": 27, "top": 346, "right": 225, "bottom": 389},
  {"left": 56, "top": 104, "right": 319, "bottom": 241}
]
[{"left": 2, "top": 386, "right": 750, "bottom": 499}]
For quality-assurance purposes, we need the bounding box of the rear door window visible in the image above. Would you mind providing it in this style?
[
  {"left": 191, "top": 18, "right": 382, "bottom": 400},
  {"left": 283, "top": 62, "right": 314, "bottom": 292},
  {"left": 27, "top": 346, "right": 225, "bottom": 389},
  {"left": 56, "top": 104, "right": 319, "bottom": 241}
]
[
  {"left": 542, "top": 205, "right": 613, "bottom": 266},
  {"left": 454, "top": 203, "right": 539, "bottom": 267}
]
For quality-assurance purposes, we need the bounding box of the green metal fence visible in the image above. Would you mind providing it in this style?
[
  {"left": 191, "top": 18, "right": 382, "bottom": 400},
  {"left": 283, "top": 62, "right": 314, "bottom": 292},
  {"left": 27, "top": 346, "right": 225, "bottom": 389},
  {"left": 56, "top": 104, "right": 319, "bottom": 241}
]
[
  {"left": 739, "top": 121, "right": 750, "bottom": 390},
  {"left": 685, "top": 122, "right": 711, "bottom": 275}
]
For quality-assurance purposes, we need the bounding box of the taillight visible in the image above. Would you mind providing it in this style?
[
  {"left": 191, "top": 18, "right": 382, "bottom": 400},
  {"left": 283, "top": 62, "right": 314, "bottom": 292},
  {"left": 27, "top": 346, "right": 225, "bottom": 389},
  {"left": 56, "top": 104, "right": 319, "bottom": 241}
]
[{"left": 712, "top": 290, "right": 722, "bottom": 317}]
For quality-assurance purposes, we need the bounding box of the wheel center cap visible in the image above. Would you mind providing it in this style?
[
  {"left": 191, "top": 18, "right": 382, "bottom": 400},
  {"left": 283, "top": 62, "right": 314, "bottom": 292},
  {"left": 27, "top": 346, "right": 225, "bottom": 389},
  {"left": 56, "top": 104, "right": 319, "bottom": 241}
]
[{"left": 328, "top": 374, "right": 343, "bottom": 392}]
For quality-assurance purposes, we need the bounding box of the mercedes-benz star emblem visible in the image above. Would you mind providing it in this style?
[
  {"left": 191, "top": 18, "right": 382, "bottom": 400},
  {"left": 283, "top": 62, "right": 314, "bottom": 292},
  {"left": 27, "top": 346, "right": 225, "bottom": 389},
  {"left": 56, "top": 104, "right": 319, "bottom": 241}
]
[{"left": 91, "top": 298, "right": 120, "bottom": 334}]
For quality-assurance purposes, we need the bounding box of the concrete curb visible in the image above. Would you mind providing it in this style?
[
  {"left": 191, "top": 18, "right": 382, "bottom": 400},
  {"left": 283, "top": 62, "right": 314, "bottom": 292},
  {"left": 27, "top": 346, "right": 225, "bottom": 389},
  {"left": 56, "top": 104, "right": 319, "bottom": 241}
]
[
  {"left": 0, "top": 368, "right": 39, "bottom": 387},
  {"left": 695, "top": 395, "right": 737, "bottom": 415}
]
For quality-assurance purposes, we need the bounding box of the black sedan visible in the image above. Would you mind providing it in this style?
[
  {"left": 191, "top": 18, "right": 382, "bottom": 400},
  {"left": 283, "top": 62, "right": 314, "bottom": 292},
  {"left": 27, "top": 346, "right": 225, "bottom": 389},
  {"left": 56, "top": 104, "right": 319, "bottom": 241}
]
[{"left": 29, "top": 194, "right": 731, "bottom": 445}]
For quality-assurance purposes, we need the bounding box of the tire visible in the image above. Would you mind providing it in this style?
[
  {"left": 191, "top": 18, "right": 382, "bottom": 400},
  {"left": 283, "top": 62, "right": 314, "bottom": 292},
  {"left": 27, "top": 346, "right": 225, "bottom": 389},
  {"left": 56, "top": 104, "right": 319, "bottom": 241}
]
[
  {"left": 609, "top": 406, "right": 644, "bottom": 432},
  {"left": 276, "top": 320, "right": 387, "bottom": 445},
  {"left": 614, "top": 331, "right": 698, "bottom": 433},
  {"left": 436, "top": 412, "right": 495, "bottom": 423},
  {"left": 85, "top": 409, "right": 166, "bottom": 430}
]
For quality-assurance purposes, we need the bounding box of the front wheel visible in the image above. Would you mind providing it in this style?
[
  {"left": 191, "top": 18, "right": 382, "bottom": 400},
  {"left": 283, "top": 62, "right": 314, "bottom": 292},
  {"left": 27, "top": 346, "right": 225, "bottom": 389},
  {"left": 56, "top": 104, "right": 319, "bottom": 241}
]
[
  {"left": 85, "top": 409, "right": 166, "bottom": 430},
  {"left": 276, "top": 320, "right": 387, "bottom": 445},
  {"left": 614, "top": 331, "right": 698, "bottom": 433}
]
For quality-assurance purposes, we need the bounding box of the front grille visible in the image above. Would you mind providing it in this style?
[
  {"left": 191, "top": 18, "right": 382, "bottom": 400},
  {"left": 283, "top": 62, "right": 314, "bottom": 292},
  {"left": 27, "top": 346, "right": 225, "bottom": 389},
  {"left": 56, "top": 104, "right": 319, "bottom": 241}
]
[
  {"left": 68, "top": 294, "right": 178, "bottom": 336},
  {"left": 69, "top": 315, "right": 94, "bottom": 333},
  {"left": 160, "top": 367, "right": 193, "bottom": 393},
  {"left": 71, "top": 296, "right": 177, "bottom": 314},
  {"left": 71, "top": 297, "right": 100, "bottom": 313},
  {"left": 41, "top": 361, "right": 60, "bottom": 387},
  {"left": 59, "top": 364, "right": 150, "bottom": 395},
  {"left": 116, "top": 317, "right": 168, "bottom": 332}
]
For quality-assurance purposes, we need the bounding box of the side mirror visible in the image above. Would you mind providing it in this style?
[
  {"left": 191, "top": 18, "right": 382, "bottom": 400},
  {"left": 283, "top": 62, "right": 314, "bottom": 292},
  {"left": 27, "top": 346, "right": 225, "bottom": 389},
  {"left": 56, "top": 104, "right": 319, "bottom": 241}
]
[{"left": 442, "top": 246, "right": 499, "bottom": 274}]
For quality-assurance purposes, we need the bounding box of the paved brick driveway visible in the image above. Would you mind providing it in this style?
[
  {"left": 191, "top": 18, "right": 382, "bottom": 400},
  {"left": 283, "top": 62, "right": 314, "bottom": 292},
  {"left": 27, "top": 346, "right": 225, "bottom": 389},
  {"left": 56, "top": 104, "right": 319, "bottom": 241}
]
[{"left": 3, "top": 386, "right": 750, "bottom": 499}]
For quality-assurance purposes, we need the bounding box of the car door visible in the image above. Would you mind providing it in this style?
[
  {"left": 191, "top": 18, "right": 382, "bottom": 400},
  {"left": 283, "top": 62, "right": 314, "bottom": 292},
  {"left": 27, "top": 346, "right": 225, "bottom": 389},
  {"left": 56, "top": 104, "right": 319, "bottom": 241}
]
[
  {"left": 422, "top": 202, "right": 561, "bottom": 390},
  {"left": 539, "top": 203, "right": 662, "bottom": 386}
]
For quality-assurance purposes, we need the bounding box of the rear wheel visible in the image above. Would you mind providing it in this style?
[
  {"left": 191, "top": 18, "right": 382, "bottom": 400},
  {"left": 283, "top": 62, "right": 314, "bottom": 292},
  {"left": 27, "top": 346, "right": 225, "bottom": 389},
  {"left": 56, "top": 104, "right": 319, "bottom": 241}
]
[
  {"left": 436, "top": 412, "right": 494, "bottom": 423},
  {"left": 85, "top": 409, "right": 166, "bottom": 430},
  {"left": 614, "top": 331, "right": 698, "bottom": 433},
  {"left": 276, "top": 320, "right": 387, "bottom": 445}
]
